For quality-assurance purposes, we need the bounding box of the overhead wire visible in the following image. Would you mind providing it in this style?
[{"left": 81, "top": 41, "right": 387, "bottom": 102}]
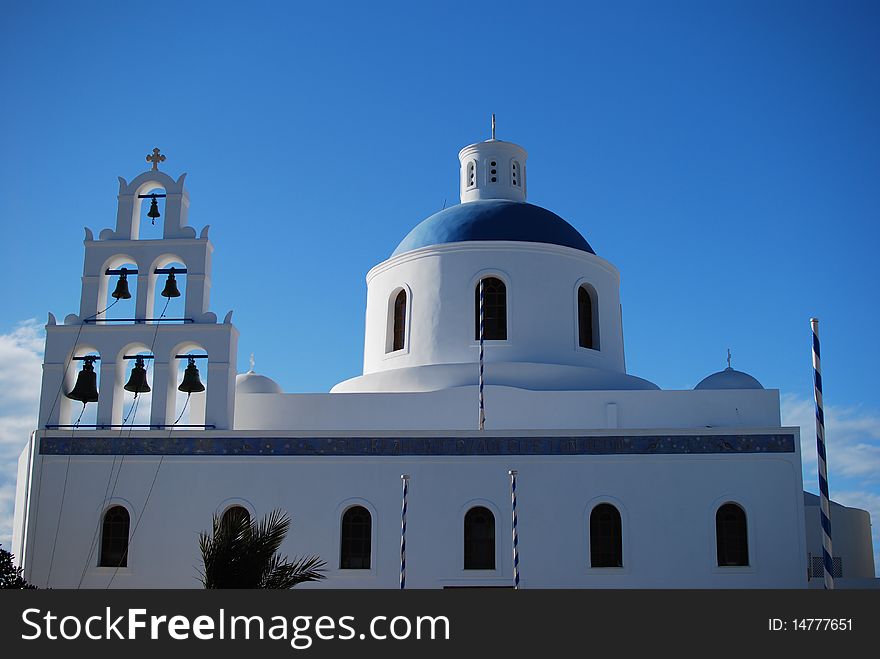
[
  {"left": 76, "top": 295, "right": 172, "bottom": 587},
  {"left": 41, "top": 296, "right": 120, "bottom": 587}
]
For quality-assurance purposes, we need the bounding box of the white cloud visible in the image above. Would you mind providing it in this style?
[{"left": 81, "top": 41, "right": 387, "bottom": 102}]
[
  {"left": 782, "top": 393, "right": 880, "bottom": 483},
  {"left": 0, "top": 320, "right": 44, "bottom": 550},
  {"left": 782, "top": 393, "right": 880, "bottom": 576}
]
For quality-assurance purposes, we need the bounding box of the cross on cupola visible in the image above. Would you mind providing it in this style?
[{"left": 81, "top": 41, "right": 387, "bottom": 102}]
[{"left": 146, "top": 147, "right": 166, "bottom": 171}]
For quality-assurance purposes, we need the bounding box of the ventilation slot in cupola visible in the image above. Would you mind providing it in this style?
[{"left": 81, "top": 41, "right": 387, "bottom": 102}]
[{"left": 467, "top": 161, "right": 477, "bottom": 189}]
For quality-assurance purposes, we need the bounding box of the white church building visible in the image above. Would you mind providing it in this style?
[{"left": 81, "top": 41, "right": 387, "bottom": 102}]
[{"left": 12, "top": 134, "right": 876, "bottom": 588}]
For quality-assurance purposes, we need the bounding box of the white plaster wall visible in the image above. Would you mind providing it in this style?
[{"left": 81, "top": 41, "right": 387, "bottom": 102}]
[
  {"left": 236, "top": 388, "right": 781, "bottom": 431},
  {"left": 804, "top": 496, "right": 875, "bottom": 580},
  {"left": 20, "top": 430, "right": 806, "bottom": 589},
  {"left": 11, "top": 434, "right": 35, "bottom": 565},
  {"left": 358, "top": 242, "right": 625, "bottom": 388}
]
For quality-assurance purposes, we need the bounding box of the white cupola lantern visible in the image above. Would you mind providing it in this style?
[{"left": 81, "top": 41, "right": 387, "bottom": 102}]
[{"left": 459, "top": 121, "right": 527, "bottom": 203}]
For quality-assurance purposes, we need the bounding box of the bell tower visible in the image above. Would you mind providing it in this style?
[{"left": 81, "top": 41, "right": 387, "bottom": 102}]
[{"left": 38, "top": 149, "right": 239, "bottom": 430}]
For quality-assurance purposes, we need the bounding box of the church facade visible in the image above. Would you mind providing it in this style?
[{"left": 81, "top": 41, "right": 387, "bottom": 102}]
[{"left": 11, "top": 135, "right": 875, "bottom": 588}]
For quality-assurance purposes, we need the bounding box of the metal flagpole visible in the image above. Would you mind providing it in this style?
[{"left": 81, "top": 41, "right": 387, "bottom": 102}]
[
  {"left": 810, "top": 318, "right": 834, "bottom": 589},
  {"left": 509, "top": 470, "right": 520, "bottom": 589},
  {"left": 479, "top": 278, "right": 485, "bottom": 431},
  {"left": 400, "top": 474, "right": 410, "bottom": 589}
]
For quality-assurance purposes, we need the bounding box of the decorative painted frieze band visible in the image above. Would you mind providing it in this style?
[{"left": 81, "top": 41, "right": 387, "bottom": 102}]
[{"left": 40, "top": 433, "right": 796, "bottom": 457}]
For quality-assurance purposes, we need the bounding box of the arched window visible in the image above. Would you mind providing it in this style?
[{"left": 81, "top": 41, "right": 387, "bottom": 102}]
[
  {"left": 474, "top": 277, "right": 507, "bottom": 341},
  {"left": 590, "top": 503, "right": 622, "bottom": 567},
  {"left": 464, "top": 506, "right": 495, "bottom": 569},
  {"left": 511, "top": 160, "right": 520, "bottom": 187},
  {"left": 390, "top": 289, "right": 407, "bottom": 352},
  {"left": 221, "top": 505, "right": 251, "bottom": 528},
  {"left": 466, "top": 160, "right": 477, "bottom": 189},
  {"left": 99, "top": 506, "right": 130, "bottom": 568},
  {"left": 340, "top": 506, "right": 372, "bottom": 569},
  {"left": 578, "top": 285, "right": 598, "bottom": 349},
  {"left": 716, "top": 503, "right": 749, "bottom": 566}
]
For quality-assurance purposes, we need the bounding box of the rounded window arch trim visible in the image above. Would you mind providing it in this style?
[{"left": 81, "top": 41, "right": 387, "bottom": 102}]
[
  {"left": 470, "top": 269, "right": 513, "bottom": 345},
  {"left": 573, "top": 278, "right": 601, "bottom": 353},
  {"left": 709, "top": 495, "right": 756, "bottom": 573},
  {"left": 458, "top": 498, "right": 502, "bottom": 575},
  {"left": 335, "top": 498, "right": 379, "bottom": 575},
  {"left": 583, "top": 495, "right": 629, "bottom": 573},
  {"left": 94, "top": 497, "right": 136, "bottom": 524},
  {"left": 216, "top": 497, "right": 256, "bottom": 521},
  {"left": 96, "top": 501, "right": 133, "bottom": 571},
  {"left": 384, "top": 284, "right": 412, "bottom": 357}
]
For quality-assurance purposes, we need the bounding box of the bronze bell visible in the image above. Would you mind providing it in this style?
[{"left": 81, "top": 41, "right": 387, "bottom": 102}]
[
  {"left": 178, "top": 357, "right": 205, "bottom": 393},
  {"left": 111, "top": 269, "right": 132, "bottom": 300},
  {"left": 66, "top": 358, "right": 99, "bottom": 403},
  {"left": 124, "top": 356, "right": 151, "bottom": 394},
  {"left": 161, "top": 269, "right": 181, "bottom": 298},
  {"left": 147, "top": 194, "right": 161, "bottom": 224}
]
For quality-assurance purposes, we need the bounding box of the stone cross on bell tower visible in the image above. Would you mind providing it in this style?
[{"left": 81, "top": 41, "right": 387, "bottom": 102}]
[{"left": 146, "top": 147, "right": 166, "bottom": 171}]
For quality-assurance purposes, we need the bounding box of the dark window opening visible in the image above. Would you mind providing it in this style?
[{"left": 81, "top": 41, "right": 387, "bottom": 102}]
[
  {"left": 578, "top": 285, "right": 597, "bottom": 349},
  {"left": 716, "top": 503, "right": 749, "bottom": 566},
  {"left": 464, "top": 506, "right": 495, "bottom": 569},
  {"left": 221, "top": 505, "right": 251, "bottom": 528},
  {"left": 392, "top": 289, "right": 406, "bottom": 352},
  {"left": 99, "top": 506, "right": 130, "bottom": 568},
  {"left": 590, "top": 503, "right": 622, "bottom": 567},
  {"left": 475, "top": 277, "right": 507, "bottom": 340},
  {"left": 341, "top": 506, "right": 372, "bottom": 569}
]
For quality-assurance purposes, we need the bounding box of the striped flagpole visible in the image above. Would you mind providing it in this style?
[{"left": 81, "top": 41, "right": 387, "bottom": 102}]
[
  {"left": 400, "top": 474, "right": 410, "bottom": 590},
  {"left": 811, "top": 318, "right": 834, "bottom": 590},
  {"left": 509, "top": 470, "right": 520, "bottom": 589},
  {"left": 479, "top": 279, "right": 485, "bottom": 431}
]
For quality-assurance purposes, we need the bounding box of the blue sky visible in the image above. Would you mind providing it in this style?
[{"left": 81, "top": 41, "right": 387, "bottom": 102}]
[{"left": 1, "top": 1, "right": 878, "bottom": 571}]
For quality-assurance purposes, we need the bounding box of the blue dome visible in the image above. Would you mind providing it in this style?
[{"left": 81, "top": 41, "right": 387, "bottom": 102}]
[
  {"left": 392, "top": 199, "right": 595, "bottom": 257},
  {"left": 694, "top": 368, "right": 764, "bottom": 391}
]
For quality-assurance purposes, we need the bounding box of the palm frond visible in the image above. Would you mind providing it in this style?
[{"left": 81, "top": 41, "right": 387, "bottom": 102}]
[{"left": 198, "top": 508, "right": 325, "bottom": 589}]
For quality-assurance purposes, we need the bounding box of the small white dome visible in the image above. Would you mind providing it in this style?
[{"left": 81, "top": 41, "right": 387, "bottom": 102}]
[
  {"left": 694, "top": 367, "right": 763, "bottom": 390},
  {"left": 235, "top": 371, "right": 283, "bottom": 394}
]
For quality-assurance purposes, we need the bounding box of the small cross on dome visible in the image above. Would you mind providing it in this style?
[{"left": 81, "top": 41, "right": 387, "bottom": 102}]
[{"left": 146, "top": 147, "right": 166, "bottom": 171}]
